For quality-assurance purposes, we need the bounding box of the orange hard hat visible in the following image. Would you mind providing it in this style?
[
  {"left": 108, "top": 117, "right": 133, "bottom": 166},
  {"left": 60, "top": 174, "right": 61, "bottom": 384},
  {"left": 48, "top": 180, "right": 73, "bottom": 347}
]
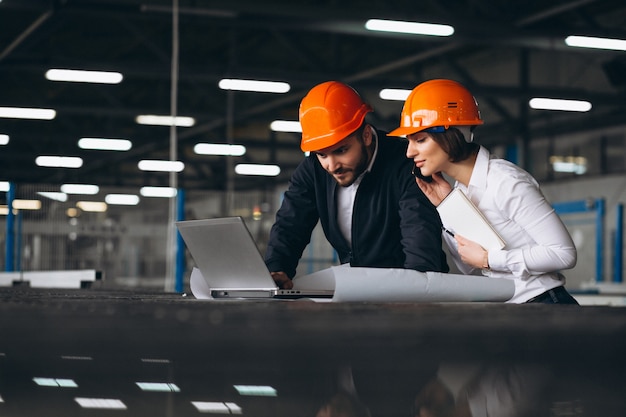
[
  {"left": 388, "top": 79, "right": 483, "bottom": 137},
  {"left": 299, "top": 81, "right": 373, "bottom": 152}
]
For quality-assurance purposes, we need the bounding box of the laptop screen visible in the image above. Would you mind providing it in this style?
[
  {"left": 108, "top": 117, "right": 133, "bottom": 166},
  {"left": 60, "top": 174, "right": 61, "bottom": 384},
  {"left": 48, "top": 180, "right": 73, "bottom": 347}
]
[{"left": 176, "top": 217, "right": 278, "bottom": 292}]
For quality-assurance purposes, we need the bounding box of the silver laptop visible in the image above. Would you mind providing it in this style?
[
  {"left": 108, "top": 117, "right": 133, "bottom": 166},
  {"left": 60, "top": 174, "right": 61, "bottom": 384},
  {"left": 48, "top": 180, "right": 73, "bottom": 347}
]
[{"left": 175, "top": 217, "right": 333, "bottom": 299}]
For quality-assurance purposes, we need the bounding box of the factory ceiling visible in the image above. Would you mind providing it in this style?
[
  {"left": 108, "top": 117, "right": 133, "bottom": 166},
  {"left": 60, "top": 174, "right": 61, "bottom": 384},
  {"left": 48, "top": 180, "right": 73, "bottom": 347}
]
[{"left": 1, "top": 0, "right": 625, "bottom": 192}]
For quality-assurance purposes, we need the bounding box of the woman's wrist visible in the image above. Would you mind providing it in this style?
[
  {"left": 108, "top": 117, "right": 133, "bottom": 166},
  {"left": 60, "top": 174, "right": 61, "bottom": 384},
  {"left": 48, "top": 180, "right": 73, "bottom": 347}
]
[{"left": 482, "top": 250, "right": 490, "bottom": 270}]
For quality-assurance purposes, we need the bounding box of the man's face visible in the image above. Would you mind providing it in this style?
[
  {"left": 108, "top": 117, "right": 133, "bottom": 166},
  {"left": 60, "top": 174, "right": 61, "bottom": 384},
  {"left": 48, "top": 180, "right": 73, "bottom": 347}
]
[{"left": 314, "top": 129, "right": 372, "bottom": 187}]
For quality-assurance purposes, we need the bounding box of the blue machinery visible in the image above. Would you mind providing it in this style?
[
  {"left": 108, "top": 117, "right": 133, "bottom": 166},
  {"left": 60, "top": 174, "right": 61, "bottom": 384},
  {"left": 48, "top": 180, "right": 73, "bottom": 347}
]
[{"left": 553, "top": 198, "right": 623, "bottom": 283}]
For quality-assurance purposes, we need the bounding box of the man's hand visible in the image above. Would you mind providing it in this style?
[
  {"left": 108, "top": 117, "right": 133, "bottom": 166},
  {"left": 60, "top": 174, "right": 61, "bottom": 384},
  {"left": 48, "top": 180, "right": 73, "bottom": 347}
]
[
  {"left": 415, "top": 172, "right": 452, "bottom": 207},
  {"left": 270, "top": 271, "right": 293, "bottom": 289}
]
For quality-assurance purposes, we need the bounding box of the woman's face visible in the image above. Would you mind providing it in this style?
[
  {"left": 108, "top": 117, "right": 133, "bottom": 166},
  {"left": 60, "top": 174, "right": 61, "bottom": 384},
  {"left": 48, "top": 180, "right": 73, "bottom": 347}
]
[{"left": 405, "top": 132, "right": 450, "bottom": 177}]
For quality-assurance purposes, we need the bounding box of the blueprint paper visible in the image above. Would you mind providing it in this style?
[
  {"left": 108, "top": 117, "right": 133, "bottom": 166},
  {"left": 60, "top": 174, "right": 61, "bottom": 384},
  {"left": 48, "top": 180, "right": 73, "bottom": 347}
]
[
  {"left": 328, "top": 266, "right": 513, "bottom": 302},
  {"left": 190, "top": 265, "right": 514, "bottom": 302}
]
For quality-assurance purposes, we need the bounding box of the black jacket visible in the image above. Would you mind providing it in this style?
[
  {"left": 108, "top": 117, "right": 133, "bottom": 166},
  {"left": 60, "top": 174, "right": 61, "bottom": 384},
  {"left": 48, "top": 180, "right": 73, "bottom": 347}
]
[{"left": 265, "top": 130, "right": 449, "bottom": 278}]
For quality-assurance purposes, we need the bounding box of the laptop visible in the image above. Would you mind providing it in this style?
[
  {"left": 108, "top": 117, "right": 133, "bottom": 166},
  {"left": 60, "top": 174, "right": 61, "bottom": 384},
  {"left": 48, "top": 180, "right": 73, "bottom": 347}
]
[{"left": 175, "top": 217, "right": 334, "bottom": 299}]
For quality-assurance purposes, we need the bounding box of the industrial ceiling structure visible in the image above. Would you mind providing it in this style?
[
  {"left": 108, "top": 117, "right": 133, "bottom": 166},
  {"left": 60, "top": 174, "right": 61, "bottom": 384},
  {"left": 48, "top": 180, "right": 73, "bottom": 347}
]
[{"left": 1, "top": 0, "right": 625, "bottom": 192}]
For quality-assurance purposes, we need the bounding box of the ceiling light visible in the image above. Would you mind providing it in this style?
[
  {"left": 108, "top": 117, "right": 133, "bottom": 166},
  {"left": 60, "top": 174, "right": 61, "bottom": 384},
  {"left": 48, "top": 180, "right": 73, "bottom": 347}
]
[
  {"left": 136, "top": 382, "right": 180, "bottom": 392},
  {"left": 218, "top": 78, "right": 290, "bottom": 93},
  {"left": 140, "top": 186, "right": 178, "bottom": 198},
  {"left": 233, "top": 384, "right": 277, "bottom": 396},
  {"left": 235, "top": 164, "right": 281, "bottom": 176},
  {"left": 565, "top": 35, "right": 626, "bottom": 51},
  {"left": 61, "top": 355, "right": 93, "bottom": 361},
  {"left": 194, "top": 143, "right": 246, "bottom": 156},
  {"left": 379, "top": 88, "right": 411, "bottom": 101},
  {"left": 135, "top": 115, "right": 195, "bottom": 127},
  {"left": 529, "top": 98, "right": 592, "bottom": 112},
  {"left": 45, "top": 69, "right": 123, "bottom": 84},
  {"left": 105, "top": 194, "right": 140, "bottom": 205},
  {"left": 270, "top": 120, "right": 301, "bottom": 132},
  {"left": 192, "top": 401, "right": 242, "bottom": 414},
  {"left": 140, "top": 358, "right": 171, "bottom": 363},
  {"left": 550, "top": 156, "right": 587, "bottom": 174},
  {"left": 138, "top": 160, "right": 185, "bottom": 172},
  {"left": 78, "top": 137, "right": 132, "bottom": 151},
  {"left": 35, "top": 156, "right": 83, "bottom": 168},
  {"left": 0, "top": 107, "right": 56, "bottom": 120},
  {"left": 0, "top": 134, "right": 8, "bottom": 145},
  {"left": 365, "top": 19, "right": 454, "bottom": 37},
  {"left": 74, "top": 398, "right": 127, "bottom": 410},
  {"left": 38, "top": 191, "right": 68, "bottom": 202},
  {"left": 76, "top": 201, "right": 107, "bottom": 212},
  {"left": 0, "top": 206, "right": 17, "bottom": 216},
  {"left": 60, "top": 184, "right": 99, "bottom": 195},
  {"left": 33, "top": 377, "right": 78, "bottom": 387},
  {"left": 12, "top": 200, "right": 42, "bottom": 210}
]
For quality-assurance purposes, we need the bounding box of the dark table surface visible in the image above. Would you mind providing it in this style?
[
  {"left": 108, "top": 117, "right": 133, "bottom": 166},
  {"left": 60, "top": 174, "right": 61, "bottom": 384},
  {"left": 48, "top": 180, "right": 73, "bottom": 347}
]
[{"left": 1, "top": 287, "right": 625, "bottom": 417}]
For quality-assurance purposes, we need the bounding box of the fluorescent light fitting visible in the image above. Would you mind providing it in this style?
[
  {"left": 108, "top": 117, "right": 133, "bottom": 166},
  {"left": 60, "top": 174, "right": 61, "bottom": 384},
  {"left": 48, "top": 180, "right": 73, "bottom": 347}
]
[
  {"left": 0, "top": 107, "right": 56, "bottom": 120},
  {"left": 76, "top": 201, "right": 107, "bottom": 212},
  {"left": 191, "top": 401, "right": 242, "bottom": 414},
  {"left": 36, "top": 156, "right": 83, "bottom": 168},
  {"left": 529, "top": 98, "right": 592, "bottom": 112},
  {"left": 233, "top": 384, "right": 277, "bottom": 397},
  {"left": 140, "top": 358, "right": 172, "bottom": 363},
  {"left": 135, "top": 114, "right": 195, "bottom": 127},
  {"left": 365, "top": 19, "right": 454, "bottom": 37},
  {"left": 105, "top": 194, "right": 140, "bottom": 205},
  {"left": 138, "top": 160, "right": 185, "bottom": 172},
  {"left": 140, "top": 186, "right": 178, "bottom": 198},
  {"left": 0, "top": 134, "right": 8, "bottom": 145},
  {"left": 235, "top": 164, "right": 281, "bottom": 176},
  {"left": 61, "top": 355, "right": 93, "bottom": 361},
  {"left": 45, "top": 69, "right": 123, "bottom": 84},
  {"left": 136, "top": 382, "right": 180, "bottom": 392},
  {"left": 0, "top": 181, "right": 9, "bottom": 192},
  {"left": 565, "top": 35, "right": 626, "bottom": 51},
  {"left": 218, "top": 78, "right": 290, "bottom": 93},
  {"left": 270, "top": 120, "right": 302, "bottom": 132},
  {"left": 60, "top": 184, "right": 99, "bottom": 195},
  {"left": 78, "top": 137, "right": 132, "bottom": 151},
  {"left": 550, "top": 156, "right": 587, "bottom": 175},
  {"left": 12, "top": 199, "right": 42, "bottom": 210},
  {"left": 33, "top": 377, "right": 78, "bottom": 387},
  {"left": 194, "top": 143, "right": 246, "bottom": 156},
  {"left": 38, "top": 191, "right": 68, "bottom": 202},
  {"left": 379, "top": 88, "right": 411, "bottom": 101},
  {"left": 75, "top": 398, "right": 127, "bottom": 410}
]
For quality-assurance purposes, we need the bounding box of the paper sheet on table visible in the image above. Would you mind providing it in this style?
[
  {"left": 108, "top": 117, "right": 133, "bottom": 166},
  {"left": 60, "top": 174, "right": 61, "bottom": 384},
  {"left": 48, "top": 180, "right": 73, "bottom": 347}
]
[
  {"left": 294, "top": 265, "right": 514, "bottom": 302},
  {"left": 189, "top": 267, "right": 214, "bottom": 299}
]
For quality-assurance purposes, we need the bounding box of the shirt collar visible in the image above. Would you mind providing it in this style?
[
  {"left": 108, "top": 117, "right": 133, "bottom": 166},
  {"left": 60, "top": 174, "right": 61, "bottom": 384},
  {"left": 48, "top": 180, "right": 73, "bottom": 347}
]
[{"left": 456, "top": 146, "right": 489, "bottom": 199}]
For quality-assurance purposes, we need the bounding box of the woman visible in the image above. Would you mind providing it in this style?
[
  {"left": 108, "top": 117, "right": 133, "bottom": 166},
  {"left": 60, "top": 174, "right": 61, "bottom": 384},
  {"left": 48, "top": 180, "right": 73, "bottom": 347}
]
[{"left": 388, "top": 79, "right": 578, "bottom": 304}]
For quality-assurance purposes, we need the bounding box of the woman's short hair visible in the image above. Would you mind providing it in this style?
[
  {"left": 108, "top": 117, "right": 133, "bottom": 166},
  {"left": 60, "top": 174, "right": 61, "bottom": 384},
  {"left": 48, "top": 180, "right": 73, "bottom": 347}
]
[{"left": 428, "top": 127, "right": 479, "bottom": 162}]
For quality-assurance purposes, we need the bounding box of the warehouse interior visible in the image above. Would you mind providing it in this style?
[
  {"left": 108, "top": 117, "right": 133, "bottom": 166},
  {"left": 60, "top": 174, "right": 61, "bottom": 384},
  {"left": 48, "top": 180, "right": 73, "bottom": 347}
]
[{"left": 1, "top": 1, "right": 626, "bottom": 416}]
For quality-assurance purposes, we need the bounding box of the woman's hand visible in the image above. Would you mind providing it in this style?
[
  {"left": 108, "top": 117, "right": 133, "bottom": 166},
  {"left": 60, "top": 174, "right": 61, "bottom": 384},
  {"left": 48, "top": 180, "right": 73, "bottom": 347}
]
[
  {"left": 455, "top": 234, "right": 490, "bottom": 270},
  {"left": 415, "top": 172, "right": 452, "bottom": 206}
]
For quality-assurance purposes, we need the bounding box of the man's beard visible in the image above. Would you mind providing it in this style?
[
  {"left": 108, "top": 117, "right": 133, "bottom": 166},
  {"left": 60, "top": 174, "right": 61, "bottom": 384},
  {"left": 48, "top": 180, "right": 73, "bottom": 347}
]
[{"left": 335, "top": 142, "right": 370, "bottom": 187}]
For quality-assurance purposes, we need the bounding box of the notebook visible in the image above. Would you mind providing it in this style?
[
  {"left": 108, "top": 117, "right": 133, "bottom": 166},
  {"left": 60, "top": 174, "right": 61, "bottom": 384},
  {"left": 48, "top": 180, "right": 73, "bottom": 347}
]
[
  {"left": 175, "top": 217, "right": 334, "bottom": 299},
  {"left": 436, "top": 188, "right": 506, "bottom": 250}
]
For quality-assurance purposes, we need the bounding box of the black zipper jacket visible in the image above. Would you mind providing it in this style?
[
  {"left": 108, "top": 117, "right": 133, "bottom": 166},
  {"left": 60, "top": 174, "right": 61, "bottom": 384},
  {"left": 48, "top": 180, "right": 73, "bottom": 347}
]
[{"left": 264, "top": 130, "right": 449, "bottom": 278}]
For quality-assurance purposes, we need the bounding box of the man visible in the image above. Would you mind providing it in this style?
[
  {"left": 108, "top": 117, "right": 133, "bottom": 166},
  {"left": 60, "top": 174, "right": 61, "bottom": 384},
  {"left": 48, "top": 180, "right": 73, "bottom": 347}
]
[{"left": 265, "top": 81, "right": 448, "bottom": 289}]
